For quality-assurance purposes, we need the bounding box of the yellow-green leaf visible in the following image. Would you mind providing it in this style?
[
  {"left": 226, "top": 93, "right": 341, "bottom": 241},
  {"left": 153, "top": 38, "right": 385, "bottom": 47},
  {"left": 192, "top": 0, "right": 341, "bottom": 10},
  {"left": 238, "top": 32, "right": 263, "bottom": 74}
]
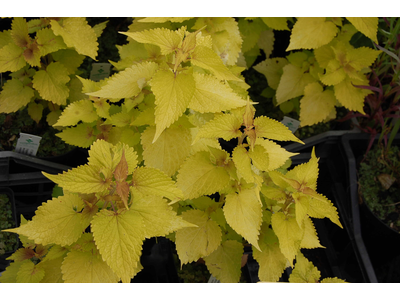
[
  {"left": 150, "top": 69, "right": 195, "bottom": 142},
  {"left": 11, "top": 17, "right": 29, "bottom": 48},
  {"left": 122, "top": 27, "right": 182, "bottom": 55},
  {"left": 27, "top": 101, "right": 44, "bottom": 124},
  {"left": 131, "top": 167, "right": 184, "bottom": 203},
  {"left": 223, "top": 188, "right": 262, "bottom": 250},
  {"left": 17, "top": 260, "right": 45, "bottom": 283},
  {"left": 253, "top": 227, "right": 287, "bottom": 282},
  {"left": 175, "top": 209, "right": 222, "bottom": 264},
  {"left": 191, "top": 45, "right": 241, "bottom": 81},
  {"left": 0, "top": 261, "right": 23, "bottom": 283},
  {"left": 0, "top": 43, "right": 26, "bottom": 72},
  {"left": 271, "top": 212, "right": 304, "bottom": 266},
  {"left": 299, "top": 82, "right": 337, "bottom": 127},
  {"left": 232, "top": 145, "right": 254, "bottom": 183},
  {"left": 36, "top": 27, "right": 67, "bottom": 56},
  {"left": 254, "top": 138, "right": 296, "bottom": 171},
  {"left": 193, "top": 113, "right": 242, "bottom": 143},
  {"left": 61, "top": 249, "right": 119, "bottom": 283},
  {"left": 347, "top": 17, "right": 378, "bottom": 43},
  {"left": 261, "top": 17, "right": 289, "bottom": 31},
  {"left": 56, "top": 123, "right": 97, "bottom": 148},
  {"left": 287, "top": 17, "right": 338, "bottom": 51},
  {"left": 91, "top": 209, "right": 146, "bottom": 283},
  {"left": 87, "top": 61, "right": 159, "bottom": 99},
  {"left": 130, "top": 195, "right": 195, "bottom": 238},
  {"left": 176, "top": 151, "right": 230, "bottom": 199},
  {"left": 189, "top": 72, "right": 248, "bottom": 113},
  {"left": 276, "top": 64, "right": 316, "bottom": 105},
  {"left": 141, "top": 125, "right": 192, "bottom": 177},
  {"left": 50, "top": 17, "right": 98, "bottom": 60},
  {"left": 51, "top": 49, "right": 85, "bottom": 75},
  {"left": 32, "top": 61, "right": 70, "bottom": 106},
  {"left": 204, "top": 240, "right": 243, "bottom": 283},
  {"left": 334, "top": 76, "right": 370, "bottom": 113},
  {"left": 285, "top": 147, "right": 319, "bottom": 190},
  {"left": 321, "top": 277, "right": 347, "bottom": 283},
  {"left": 300, "top": 216, "right": 324, "bottom": 249},
  {"left": 0, "top": 78, "right": 34, "bottom": 113},
  {"left": 253, "top": 58, "right": 288, "bottom": 90},
  {"left": 254, "top": 115, "right": 303, "bottom": 143},
  {"left": 54, "top": 99, "right": 98, "bottom": 126},
  {"left": 39, "top": 256, "right": 65, "bottom": 283},
  {"left": 289, "top": 252, "right": 321, "bottom": 283},
  {"left": 4, "top": 194, "right": 89, "bottom": 247},
  {"left": 43, "top": 164, "right": 111, "bottom": 194}
]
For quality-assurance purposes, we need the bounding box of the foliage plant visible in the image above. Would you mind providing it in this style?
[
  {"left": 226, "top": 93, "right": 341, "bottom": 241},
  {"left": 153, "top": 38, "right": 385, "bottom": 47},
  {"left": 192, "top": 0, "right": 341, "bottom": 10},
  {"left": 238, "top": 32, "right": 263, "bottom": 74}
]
[
  {"left": 0, "top": 17, "right": 106, "bottom": 126},
  {"left": 341, "top": 17, "right": 400, "bottom": 154},
  {"left": 253, "top": 17, "right": 381, "bottom": 128},
  {"left": 0, "top": 193, "right": 18, "bottom": 255},
  {"left": 1, "top": 17, "right": 345, "bottom": 283}
]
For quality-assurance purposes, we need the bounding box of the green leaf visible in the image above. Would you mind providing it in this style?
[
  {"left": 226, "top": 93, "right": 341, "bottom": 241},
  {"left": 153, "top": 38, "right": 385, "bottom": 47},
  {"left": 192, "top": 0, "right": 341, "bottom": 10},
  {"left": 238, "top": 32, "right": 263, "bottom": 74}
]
[
  {"left": 141, "top": 125, "right": 192, "bottom": 177},
  {"left": 11, "top": 17, "right": 29, "bottom": 47},
  {"left": 347, "top": 17, "right": 378, "bottom": 44},
  {"left": 54, "top": 99, "right": 98, "bottom": 126},
  {"left": 289, "top": 252, "right": 321, "bottom": 283},
  {"left": 50, "top": 17, "right": 98, "bottom": 60},
  {"left": 56, "top": 123, "right": 97, "bottom": 148},
  {"left": 61, "top": 249, "right": 119, "bottom": 283},
  {"left": 189, "top": 72, "right": 248, "bottom": 113},
  {"left": 191, "top": 45, "right": 242, "bottom": 81},
  {"left": 276, "top": 64, "right": 316, "bottom": 105},
  {"left": 4, "top": 194, "right": 90, "bottom": 247},
  {"left": 87, "top": 61, "right": 159, "bottom": 99},
  {"left": 193, "top": 113, "right": 243, "bottom": 143},
  {"left": 150, "top": 69, "right": 195, "bottom": 142},
  {"left": 287, "top": 17, "right": 338, "bottom": 51},
  {"left": 0, "top": 78, "right": 34, "bottom": 113},
  {"left": 0, "top": 42, "right": 26, "bottom": 72},
  {"left": 253, "top": 227, "right": 287, "bottom": 282},
  {"left": 32, "top": 61, "right": 70, "bottom": 106},
  {"left": 204, "top": 240, "right": 243, "bottom": 283},
  {"left": 39, "top": 256, "right": 65, "bottom": 283},
  {"left": 91, "top": 209, "right": 146, "bottom": 283},
  {"left": 27, "top": 101, "right": 44, "bottom": 123},
  {"left": 320, "top": 277, "right": 347, "bottom": 283},
  {"left": 224, "top": 188, "right": 262, "bottom": 250},
  {"left": 175, "top": 209, "right": 222, "bottom": 264},
  {"left": 271, "top": 212, "right": 304, "bottom": 266},
  {"left": 131, "top": 167, "right": 184, "bottom": 203},
  {"left": 177, "top": 151, "right": 230, "bottom": 199},
  {"left": 122, "top": 27, "right": 182, "bottom": 55},
  {"left": 299, "top": 82, "right": 337, "bottom": 127}
]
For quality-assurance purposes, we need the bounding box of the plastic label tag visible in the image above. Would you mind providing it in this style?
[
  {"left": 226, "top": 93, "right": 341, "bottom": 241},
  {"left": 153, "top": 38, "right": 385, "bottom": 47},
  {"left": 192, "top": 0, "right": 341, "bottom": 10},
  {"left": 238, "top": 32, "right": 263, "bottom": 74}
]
[
  {"left": 90, "top": 63, "right": 111, "bottom": 81},
  {"left": 15, "top": 133, "right": 42, "bottom": 156},
  {"left": 281, "top": 116, "right": 300, "bottom": 133},
  {"left": 208, "top": 275, "right": 220, "bottom": 283}
]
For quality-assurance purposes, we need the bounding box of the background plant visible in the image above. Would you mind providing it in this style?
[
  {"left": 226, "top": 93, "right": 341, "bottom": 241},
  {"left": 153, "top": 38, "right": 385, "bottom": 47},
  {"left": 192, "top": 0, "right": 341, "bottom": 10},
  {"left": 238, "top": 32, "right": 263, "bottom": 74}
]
[{"left": 1, "top": 17, "right": 345, "bottom": 283}]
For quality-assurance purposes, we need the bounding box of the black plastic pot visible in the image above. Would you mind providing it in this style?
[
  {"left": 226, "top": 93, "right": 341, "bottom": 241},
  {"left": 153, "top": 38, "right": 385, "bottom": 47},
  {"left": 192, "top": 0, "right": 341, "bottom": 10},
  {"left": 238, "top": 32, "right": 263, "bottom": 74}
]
[
  {"left": 130, "top": 237, "right": 179, "bottom": 283},
  {"left": 340, "top": 133, "right": 400, "bottom": 282},
  {"left": 0, "top": 187, "right": 19, "bottom": 271}
]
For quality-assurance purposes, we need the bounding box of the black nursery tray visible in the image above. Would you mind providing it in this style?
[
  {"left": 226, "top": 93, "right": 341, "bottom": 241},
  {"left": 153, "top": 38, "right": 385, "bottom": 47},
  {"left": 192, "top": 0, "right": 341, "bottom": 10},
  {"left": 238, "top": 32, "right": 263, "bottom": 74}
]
[{"left": 0, "top": 151, "right": 71, "bottom": 221}]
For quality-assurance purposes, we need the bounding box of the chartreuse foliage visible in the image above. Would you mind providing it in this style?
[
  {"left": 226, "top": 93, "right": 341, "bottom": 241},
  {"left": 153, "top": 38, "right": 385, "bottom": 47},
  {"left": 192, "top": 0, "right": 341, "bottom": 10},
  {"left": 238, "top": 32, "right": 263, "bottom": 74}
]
[
  {"left": 0, "top": 17, "right": 105, "bottom": 124},
  {"left": 254, "top": 17, "right": 381, "bottom": 127},
  {"left": 2, "top": 17, "right": 345, "bottom": 283}
]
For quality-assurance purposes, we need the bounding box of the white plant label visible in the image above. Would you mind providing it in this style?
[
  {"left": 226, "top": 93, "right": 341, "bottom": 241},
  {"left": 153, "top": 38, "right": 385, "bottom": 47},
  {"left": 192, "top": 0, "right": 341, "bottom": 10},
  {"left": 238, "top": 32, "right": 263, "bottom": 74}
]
[
  {"left": 90, "top": 63, "right": 111, "bottom": 81},
  {"left": 281, "top": 116, "right": 300, "bottom": 133},
  {"left": 208, "top": 275, "right": 221, "bottom": 283},
  {"left": 15, "top": 133, "right": 42, "bottom": 156}
]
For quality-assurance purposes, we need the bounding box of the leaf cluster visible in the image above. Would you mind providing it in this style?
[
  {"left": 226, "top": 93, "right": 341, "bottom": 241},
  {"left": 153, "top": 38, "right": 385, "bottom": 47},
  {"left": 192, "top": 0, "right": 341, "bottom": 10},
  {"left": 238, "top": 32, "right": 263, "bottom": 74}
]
[
  {"left": 0, "top": 193, "right": 18, "bottom": 255},
  {"left": 253, "top": 17, "right": 381, "bottom": 127},
  {"left": 1, "top": 17, "right": 345, "bottom": 283}
]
